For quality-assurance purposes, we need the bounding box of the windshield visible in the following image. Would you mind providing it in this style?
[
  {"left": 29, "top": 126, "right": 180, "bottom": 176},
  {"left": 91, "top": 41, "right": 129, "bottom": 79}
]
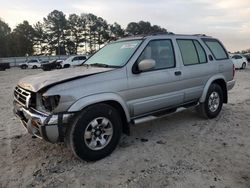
[{"left": 85, "top": 40, "right": 142, "bottom": 67}]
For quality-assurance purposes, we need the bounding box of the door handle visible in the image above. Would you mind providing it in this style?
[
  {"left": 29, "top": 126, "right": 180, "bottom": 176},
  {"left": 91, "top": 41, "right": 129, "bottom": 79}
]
[{"left": 175, "top": 71, "right": 182, "bottom": 76}]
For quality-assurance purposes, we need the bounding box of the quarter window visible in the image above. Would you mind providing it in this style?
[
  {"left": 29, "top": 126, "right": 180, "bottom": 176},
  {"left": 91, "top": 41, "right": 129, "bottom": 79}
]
[
  {"left": 137, "top": 40, "right": 175, "bottom": 70},
  {"left": 202, "top": 39, "right": 228, "bottom": 60},
  {"left": 194, "top": 41, "right": 207, "bottom": 63}
]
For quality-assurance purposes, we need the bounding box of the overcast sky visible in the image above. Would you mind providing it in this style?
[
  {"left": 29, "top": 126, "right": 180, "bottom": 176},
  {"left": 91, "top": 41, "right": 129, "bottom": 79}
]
[{"left": 1, "top": 0, "right": 249, "bottom": 52}]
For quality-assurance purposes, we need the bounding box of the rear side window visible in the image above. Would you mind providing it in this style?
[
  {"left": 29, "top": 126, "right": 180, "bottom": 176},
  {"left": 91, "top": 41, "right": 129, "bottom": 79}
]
[
  {"left": 177, "top": 39, "right": 207, "bottom": 65},
  {"left": 202, "top": 39, "right": 228, "bottom": 60},
  {"left": 78, "top": 56, "right": 86, "bottom": 60},
  {"left": 232, "top": 55, "right": 242, "bottom": 59},
  {"left": 29, "top": 60, "right": 38, "bottom": 63}
]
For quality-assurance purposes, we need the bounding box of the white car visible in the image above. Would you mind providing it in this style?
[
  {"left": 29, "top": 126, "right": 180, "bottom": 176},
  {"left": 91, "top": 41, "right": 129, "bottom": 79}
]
[
  {"left": 231, "top": 54, "right": 248, "bottom": 69},
  {"left": 19, "top": 59, "right": 41, "bottom": 69},
  {"left": 61, "top": 55, "right": 88, "bottom": 68}
]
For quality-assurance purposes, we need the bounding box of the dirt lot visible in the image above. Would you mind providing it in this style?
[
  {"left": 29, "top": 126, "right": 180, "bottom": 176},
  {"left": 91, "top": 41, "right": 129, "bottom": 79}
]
[{"left": 0, "top": 67, "right": 250, "bottom": 188}]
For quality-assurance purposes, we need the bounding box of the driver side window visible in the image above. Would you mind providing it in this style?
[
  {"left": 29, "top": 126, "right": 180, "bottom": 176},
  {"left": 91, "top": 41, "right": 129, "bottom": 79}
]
[{"left": 137, "top": 39, "right": 175, "bottom": 71}]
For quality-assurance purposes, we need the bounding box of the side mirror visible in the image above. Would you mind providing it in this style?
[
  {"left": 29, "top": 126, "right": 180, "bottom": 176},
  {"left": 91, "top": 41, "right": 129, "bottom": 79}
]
[{"left": 138, "top": 59, "right": 156, "bottom": 72}]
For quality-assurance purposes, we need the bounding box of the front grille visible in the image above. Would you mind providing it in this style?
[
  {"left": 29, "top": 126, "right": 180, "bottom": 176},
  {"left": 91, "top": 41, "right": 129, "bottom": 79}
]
[{"left": 14, "top": 86, "right": 35, "bottom": 107}]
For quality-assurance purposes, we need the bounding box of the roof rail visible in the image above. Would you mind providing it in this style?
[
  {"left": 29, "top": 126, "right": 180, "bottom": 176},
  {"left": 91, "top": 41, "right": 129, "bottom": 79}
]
[
  {"left": 193, "top": 34, "right": 207, "bottom": 37},
  {"left": 150, "top": 32, "right": 174, "bottom": 36}
]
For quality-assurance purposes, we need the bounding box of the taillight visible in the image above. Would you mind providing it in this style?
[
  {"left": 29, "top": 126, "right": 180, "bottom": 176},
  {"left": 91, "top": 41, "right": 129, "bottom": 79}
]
[{"left": 233, "top": 64, "right": 235, "bottom": 78}]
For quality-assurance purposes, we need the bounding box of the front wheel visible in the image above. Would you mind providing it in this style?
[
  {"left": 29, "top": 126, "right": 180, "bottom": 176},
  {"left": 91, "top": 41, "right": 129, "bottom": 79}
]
[
  {"left": 197, "top": 83, "right": 223, "bottom": 119},
  {"left": 21, "top": 65, "right": 27, "bottom": 69},
  {"left": 63, "top": 64, "right": 70, "bottom": 68},
  {"left": 67, "top": 104, "right": 122, "bottom": 161}
]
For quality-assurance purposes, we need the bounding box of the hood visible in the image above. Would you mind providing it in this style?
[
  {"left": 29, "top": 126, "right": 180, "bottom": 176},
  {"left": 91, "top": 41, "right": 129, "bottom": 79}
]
[{"left": 18, "top": 67, "right": 114, "bottom": 92}]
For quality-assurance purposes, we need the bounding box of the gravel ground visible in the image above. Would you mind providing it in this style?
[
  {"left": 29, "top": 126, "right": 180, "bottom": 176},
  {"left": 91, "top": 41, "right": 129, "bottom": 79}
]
[{"left": 0, "top": 67, "right": 250, "bottom": 188}]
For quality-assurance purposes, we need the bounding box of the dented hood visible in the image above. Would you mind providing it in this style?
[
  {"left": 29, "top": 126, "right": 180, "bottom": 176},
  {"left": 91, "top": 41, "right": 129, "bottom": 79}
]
[{"left": 18, "top": 67, "right": 114, "bottom": 92}]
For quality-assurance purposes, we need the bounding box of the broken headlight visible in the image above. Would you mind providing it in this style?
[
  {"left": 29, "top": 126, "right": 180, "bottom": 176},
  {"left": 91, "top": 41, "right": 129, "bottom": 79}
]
[{"left": 42, "top": 95, "right": 60, "bottom": 112}]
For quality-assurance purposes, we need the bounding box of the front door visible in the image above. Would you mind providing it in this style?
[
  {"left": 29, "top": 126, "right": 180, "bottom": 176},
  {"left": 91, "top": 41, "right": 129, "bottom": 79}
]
[{"left": 127, "top": 39, "right": 184, "bottom": 117}]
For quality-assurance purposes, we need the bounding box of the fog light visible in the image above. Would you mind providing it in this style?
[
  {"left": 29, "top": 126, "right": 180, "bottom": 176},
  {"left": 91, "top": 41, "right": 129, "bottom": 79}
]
[{"left": 31, "top": 119, "right": 40, "bottom": 128}]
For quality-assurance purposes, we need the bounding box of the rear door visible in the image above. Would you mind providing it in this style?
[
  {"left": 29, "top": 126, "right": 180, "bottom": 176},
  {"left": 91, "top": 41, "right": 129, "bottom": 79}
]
[
  {"left": 78, "top": 56, "right": 87, "bottom": 65},
  {"left": 71, "top": 56, "right": 79, "bottom": 66},
  {"left": 232, "top": 55, "right": 242, "bottom": 68},
  {"left": 127, "top": 39, "right": 184, "bottom": 117},
  {"left": 175, "top": 38, "right": 216, "bottom": 102}
]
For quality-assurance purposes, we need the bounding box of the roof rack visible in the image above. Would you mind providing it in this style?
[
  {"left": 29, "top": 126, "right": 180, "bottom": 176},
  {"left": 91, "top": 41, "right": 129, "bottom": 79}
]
[
  {"left": 193, "top": 34, "right": 207, "bottom": 36},
  {"left": 116, "top": 33, "right": 211, "bottom": 42},
  {"left": 150, "top": 32, "right": 174, "bottom": 36}
]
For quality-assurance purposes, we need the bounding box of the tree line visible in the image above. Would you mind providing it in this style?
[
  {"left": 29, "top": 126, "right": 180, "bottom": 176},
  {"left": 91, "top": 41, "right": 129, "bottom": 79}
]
[{"left": 0, "top": 10, "right": 169, "bottom": 57}]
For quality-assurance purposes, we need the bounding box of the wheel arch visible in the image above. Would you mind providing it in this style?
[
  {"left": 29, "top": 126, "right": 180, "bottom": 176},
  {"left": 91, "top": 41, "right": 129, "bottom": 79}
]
[
  {"left": 200, "top": 75, "right": 228, "bottom": 103},
  {"left": 68, "top": 93, "right": 131, "bottom": 135}
]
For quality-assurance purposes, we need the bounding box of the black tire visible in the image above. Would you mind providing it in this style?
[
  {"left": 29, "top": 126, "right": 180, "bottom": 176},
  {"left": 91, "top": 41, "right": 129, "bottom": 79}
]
[
  {"left": 241, "top": 62, "right": 246, "bottom": 69},
  {"left": 63, "top": 64, "right": 70, "bottom": 68},
  {"left": 67, "top": 104, "right": 122, "bottom": 161},
  {"left": 56, "top": 64, "right": 62, "bottom": 69},
  {"left": 33, "top": 65, "right": 38, "bottom": 69},
  {"left": 21, "top": 65, "right": 27, "bottom": 69},
  {"left": 197, "top": 83, "right": 223, "bottom": 119},
  {"left": 42, "top": 67, "right": 51, "bottom": 71}
]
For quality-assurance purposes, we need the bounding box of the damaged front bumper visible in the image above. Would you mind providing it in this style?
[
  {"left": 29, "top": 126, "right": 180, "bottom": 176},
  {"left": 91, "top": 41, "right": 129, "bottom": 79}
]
[{"left": 13, "top": 101, "right": 74, "bottom": 143}]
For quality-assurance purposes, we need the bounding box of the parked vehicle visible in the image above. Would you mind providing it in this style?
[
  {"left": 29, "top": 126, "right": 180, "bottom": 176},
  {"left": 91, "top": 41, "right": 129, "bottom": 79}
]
[
  {"left": 230, "top": 54, "right": 248, "bottom": 69},
  {"left": 13, "top": 34, "right": 235, "bottom": 161},
  {"left": 243, "top": 53, "right": 250, "bottom": 63},
  {"left": 0, "top": 63, "right": 10, "bottom": 71},
  {"left": 61, "top": 55, "right": 88, "bottom": 68},
  {"left": 19, "top": 59, "right": 42, "bottom": 69},
  {"left": 42, "top": 60, "right": 63, "bottom": 71}
]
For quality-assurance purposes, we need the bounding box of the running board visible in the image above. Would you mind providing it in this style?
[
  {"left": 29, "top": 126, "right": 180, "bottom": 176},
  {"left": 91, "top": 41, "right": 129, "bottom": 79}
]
[{"left": 132, "top": 107, "right": 187, "bottom": 125}]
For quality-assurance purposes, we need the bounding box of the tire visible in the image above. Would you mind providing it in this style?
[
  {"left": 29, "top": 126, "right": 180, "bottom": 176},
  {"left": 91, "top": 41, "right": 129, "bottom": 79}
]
[
  {"left": 33, "top": 65, "right": 38, "bottom": 69},
  {"left": 241, "top": 62, "right": 246, "bottom": 69},
  {"left": 197, "top": 83, "right": 223, "bottom": 119},
  {"left": 63, "top": 64, "right": 70, "bottom": 68},
  {"left": 56, "top": 64, "right": 62, "bottom": 69},
  {"left": 21, "top": 65, "right": 27, "bottom": 69},
  {"left": 67, "top": 104, "right": 122, "bottom": 161}
]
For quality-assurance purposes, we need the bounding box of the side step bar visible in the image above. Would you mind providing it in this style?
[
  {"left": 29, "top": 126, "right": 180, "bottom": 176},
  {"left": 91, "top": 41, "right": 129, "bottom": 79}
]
[{"left": 132, "top": 107, "right": 188, "bottom": 125}]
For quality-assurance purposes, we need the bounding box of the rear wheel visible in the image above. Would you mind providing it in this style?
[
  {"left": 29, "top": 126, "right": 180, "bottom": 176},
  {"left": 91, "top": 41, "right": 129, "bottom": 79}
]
[
  {"left": 67, "top": 104, "right": 122, "bottom": 161},
  {"left": 33, "top": 65, "right": 38, "bottom": 69},
  {"left": 197, "top": 83, "right": 223, "bottom": 119},
  {"left": 242, "top": 62, "right": 246, "bottom": 69}
]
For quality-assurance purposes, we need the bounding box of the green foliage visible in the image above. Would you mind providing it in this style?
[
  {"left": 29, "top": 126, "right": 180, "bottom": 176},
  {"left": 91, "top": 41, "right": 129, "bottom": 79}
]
[
  {"left": 0, "top": 20, "right": 34, "bottom": 57},
  {"left": 0, "top": 11, "right": 170, "bottom": 57},
  {"left": 126, "top": 21, "right": 167, "bottom": 35},
  {"left": 0, "top": 19, "right": 11, "bottom": 57},
  {"left": 43, "top": 10, "right": 68, "bottom": 55}
]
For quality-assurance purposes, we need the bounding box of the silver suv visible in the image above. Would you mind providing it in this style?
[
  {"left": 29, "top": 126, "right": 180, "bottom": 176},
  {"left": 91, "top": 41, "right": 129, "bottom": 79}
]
[{"left": 13, "top": 34, "right": 235, "bottom": 161}]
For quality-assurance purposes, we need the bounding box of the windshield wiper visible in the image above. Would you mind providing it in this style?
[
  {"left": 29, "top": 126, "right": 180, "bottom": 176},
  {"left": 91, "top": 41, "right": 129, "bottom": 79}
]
[{"left": 88, "top": 63, "right": 120, "bottom": 68}]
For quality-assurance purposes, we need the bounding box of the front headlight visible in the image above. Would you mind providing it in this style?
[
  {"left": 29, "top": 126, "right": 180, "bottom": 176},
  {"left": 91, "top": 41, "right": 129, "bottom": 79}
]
[{"left": 42, "top": 95, "right": 60, "bottom": 112}]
